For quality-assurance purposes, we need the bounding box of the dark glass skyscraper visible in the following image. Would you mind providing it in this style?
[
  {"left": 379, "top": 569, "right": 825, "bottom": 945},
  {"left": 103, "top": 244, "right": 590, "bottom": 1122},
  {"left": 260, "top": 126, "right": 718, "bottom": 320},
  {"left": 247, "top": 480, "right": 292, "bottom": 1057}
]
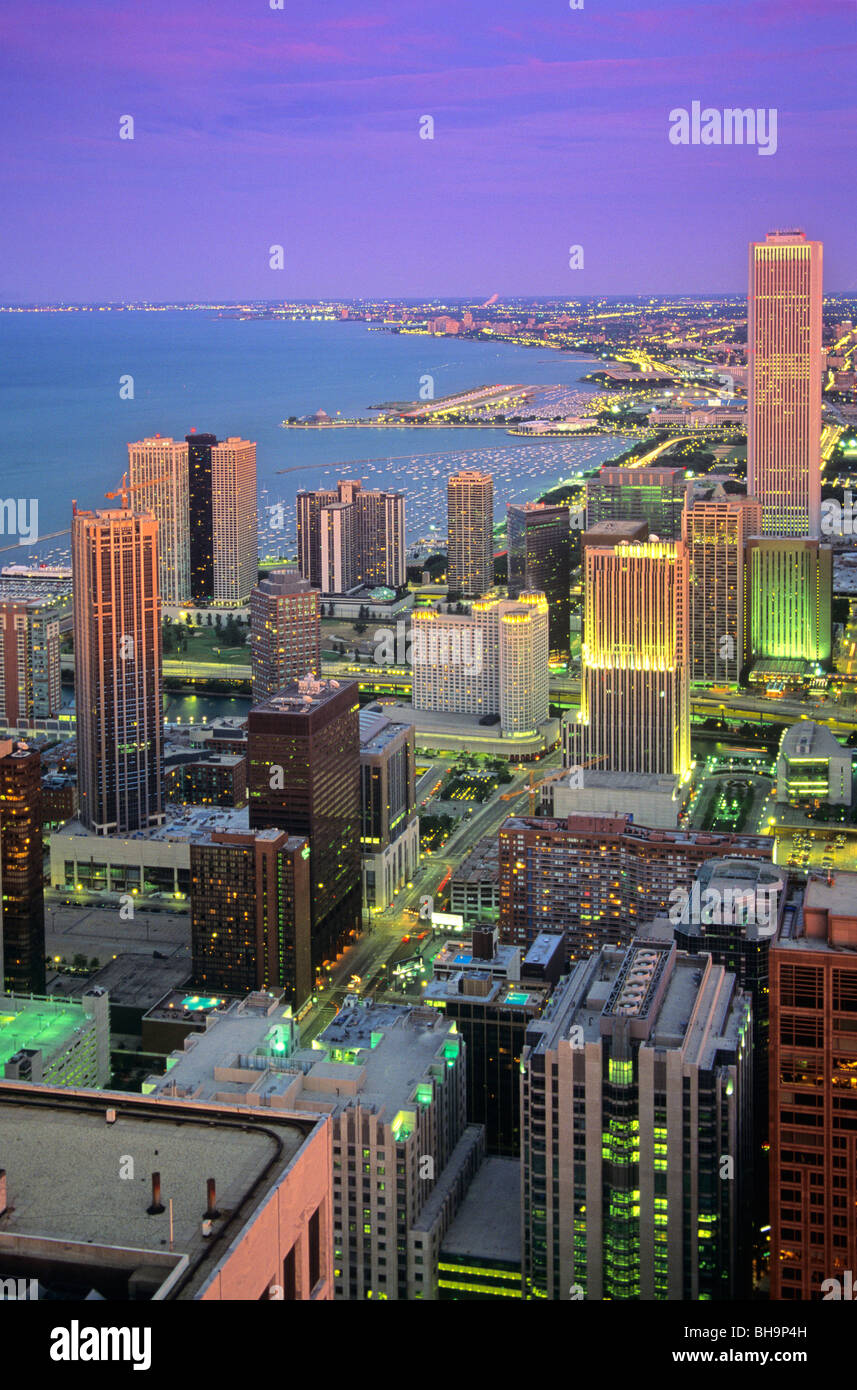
[
  {"left": 186, "top": 432, "right": 217, "bottom": 604},
  {"left": 247, "top": 676, "right": 362, "bottom": 973},
  {"left": 507, "top": 502, "right": 571, "bottom": 661},
  {"left": 0, "top": 739, "right": 46, "bottom": 995}
]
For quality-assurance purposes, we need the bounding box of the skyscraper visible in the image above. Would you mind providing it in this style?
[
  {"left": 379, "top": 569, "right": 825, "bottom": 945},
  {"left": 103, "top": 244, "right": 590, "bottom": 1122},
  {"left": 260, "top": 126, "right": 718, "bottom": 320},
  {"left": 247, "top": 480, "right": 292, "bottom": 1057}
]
[
  {"left": 521, "top": 939, "right": 753, "bottom": 1300},
  {"left": 186, "top": 433, "right": 258, "bottom": 605},
  {"left": 250, "top": 571, "right": 321, "bottom": 701},
  {"left": 447, "top": 470, "right": 493, "bottom": 598},
  {"left": 358, "top": 709, "right": 419, "bottom": 913},
  {"left": 190, "top": 827, "right": 312, "bottom": 1005},
  {"left": 507, "top": 502, "right": 571, "bottom": 662},
  {"left": 187, "top": 431, "right": 218, "bottom": 603},
  {"left": 746, "top": 537, "right": 832, "bottom": 667},
  {"left": 296, "top": 481, "right": 405, "bottom": 594},
  {"left": 681, "top": 487, "right": 762, "bottom": 686},
  {"left": 0, "top": 596, "right": 62, "bottom": 727},
  {"left": 72, "top": 507, "right": 164, "bottom": 835},
  {"left": 748, "top": 230, "right": 823, "bottom": 538},
  {"left": 127, "top": 436, "right": 190, "bottom": 604},
  {"left": 585, "top": 465, "right": 686, "bottom": 539},
  {"left": 0, "top": 738, "right": 45, "bottom": 995},
  {"left": 769, "top": 873, "right": 857, "bottom": 1300},
  {"left": 247, "top": 676, "right": 361, "bottom": 971},
  {"left": 576, "top": 541, "right": 689, "bottom": 776}
]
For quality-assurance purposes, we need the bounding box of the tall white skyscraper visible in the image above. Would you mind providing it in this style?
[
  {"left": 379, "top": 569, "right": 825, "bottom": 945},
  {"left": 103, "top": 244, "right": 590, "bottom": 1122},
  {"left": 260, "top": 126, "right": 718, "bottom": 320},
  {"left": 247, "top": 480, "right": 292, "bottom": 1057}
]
[{"left": 748, "top": 231, "right": 823, "bottom": 538}]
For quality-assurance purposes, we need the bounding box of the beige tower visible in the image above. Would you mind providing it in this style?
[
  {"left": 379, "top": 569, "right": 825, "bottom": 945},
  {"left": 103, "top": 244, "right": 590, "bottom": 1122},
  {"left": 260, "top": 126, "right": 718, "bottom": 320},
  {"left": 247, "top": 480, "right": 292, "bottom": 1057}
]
[
  {"left": 682, "top": 488, "right": 762, "bottom": 686},
  {"left": 127, "top": 436, "right": 190, "bottom": 604},
  {"left": 748, "top": 231, "right": 823, "bottom": 538},
  {"left": 447, "top": 470, "right": 493, "bottom": 598},
  {"left": 210, "top": 437, "right": 258, "bottom": 605},
  {"left": 72, "top": 506, "right": 164, "bottom": 834}
]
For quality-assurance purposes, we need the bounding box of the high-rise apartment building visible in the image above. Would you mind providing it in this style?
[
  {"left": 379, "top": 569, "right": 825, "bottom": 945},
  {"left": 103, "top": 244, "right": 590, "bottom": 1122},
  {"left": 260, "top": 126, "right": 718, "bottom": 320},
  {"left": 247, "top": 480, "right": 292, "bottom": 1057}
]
[
  {"left": 186, "top": 433, "right": 257, "bottom": 605},
  {"left": 247, "top": 676, "right": 361, "bottom": 970},
  {"left": 447, "top": 471, "right": 493, "bottom": 598},
  {"left": 127, "top": 436, "right": 190, "bottom": 604},
  {"left": 0, "top": 596, "right": 62, "bottom": 727},
  {"left": 296, "top": 481, "right": 405, "bottom": 595},
  {"left": 498, "top": 812, "right": 772, "bottom": 957},
  {"left": 190, "top": 828, "right": 312, "bottom": 1005},
  {"left": 412, "top": 592, "right": 549, "bottom": 737},
  {"left": 250, "top": 571, "right": 321, "bottom": 701},
  {"left": 72, "top": 507, "right": 164, "bottom": 835},
  {"left": 521, "top": 940, "right": 753, "bottom": 1300},
  {"left": 769, "top": 872, "right": 857, "bottom": 1300},
  {"left": 682, "top": 488, "right": 762, "bottom": 686},
  {"left": 748, "top": 230, "right": 823, "bottom": 538},
  {"left": 507, "top": 502, "right": 571, "bottom": 662},
  {"left": 575, "top": 541, "right": 689, "bottom": 776},
  {"left": 585, "top": 465, "right": 686, "bottom": 539},
  {"left": 359, "top": 709, "right": 419, "bottom": 913},
  {"left": 746, "top": 537, "right": 832, "bottom": 668},
  {"left": 0, "top": 739, "right": 45, "bottom": 995}
]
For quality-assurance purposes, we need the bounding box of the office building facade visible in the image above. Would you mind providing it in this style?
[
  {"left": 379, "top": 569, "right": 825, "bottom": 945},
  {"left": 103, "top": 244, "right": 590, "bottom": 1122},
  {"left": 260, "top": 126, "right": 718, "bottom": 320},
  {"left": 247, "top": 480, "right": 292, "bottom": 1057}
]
[
  {"left": 447, "top": 471, "right": 493, "bottom": 598},
  {"left": 521, "top": 940, "right": 753, "bottom": 1300},
  {"left": 585, "top": 465, "right": 686, "bottom": 539},
  {"left": 190, "top": 827, "right": 313, "bottom": 1006},
  {"left": 250, "top": 571, "right": 321, "bottom": 701},
  {"left": 576, "top": 541, "right": 689, "bottom": 777},
  {"left": 72, "top": 507, "right": 164, "bottom": 835},
  {"left": 769, "top": 873, "right": 857, "bottom": 1300},
  {"left": 682, "top": 490, "right": 763, "bottom": 686},
  {"left": 748, "top": 231, "right": 823, "bottom": 538},
  {"left": 247, "top": 676, "right": 362, "bottom": 970},
  {"left": 359, "top": 709, "right": 419, "bottom": 913},
  {"left": 0, "top": 739, "right": 45, "bottom": 995},
  {"left": 507, "top": 502, "right": 571, "bottom": 662},
  {"left": 747, "top": 537, "right": 831, "bottom": 668}
]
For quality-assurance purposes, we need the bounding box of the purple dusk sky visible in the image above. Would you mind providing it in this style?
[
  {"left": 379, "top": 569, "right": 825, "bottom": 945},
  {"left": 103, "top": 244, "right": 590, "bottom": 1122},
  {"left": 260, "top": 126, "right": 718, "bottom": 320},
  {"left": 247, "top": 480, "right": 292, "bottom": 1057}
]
[{"left": 1, "top": 0, "right": 855, "bottom": 301}]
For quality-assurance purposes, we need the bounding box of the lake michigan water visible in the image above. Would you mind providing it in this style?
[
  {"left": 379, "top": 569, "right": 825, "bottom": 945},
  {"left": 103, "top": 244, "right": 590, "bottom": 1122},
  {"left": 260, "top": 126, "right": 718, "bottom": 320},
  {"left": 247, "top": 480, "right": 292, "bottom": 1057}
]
[{"left": 0, "top": 311, "right": 635, "bottom": 559}]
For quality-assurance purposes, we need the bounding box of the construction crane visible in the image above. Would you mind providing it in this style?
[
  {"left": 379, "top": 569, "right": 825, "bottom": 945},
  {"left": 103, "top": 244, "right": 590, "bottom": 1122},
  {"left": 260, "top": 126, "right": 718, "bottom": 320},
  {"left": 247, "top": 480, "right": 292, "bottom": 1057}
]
[
  {"left": 500, "top": 755, "right": 608, "bottom": 815},
  {"left": 104, "top": 472, "right": 170, "bottom": 507}
]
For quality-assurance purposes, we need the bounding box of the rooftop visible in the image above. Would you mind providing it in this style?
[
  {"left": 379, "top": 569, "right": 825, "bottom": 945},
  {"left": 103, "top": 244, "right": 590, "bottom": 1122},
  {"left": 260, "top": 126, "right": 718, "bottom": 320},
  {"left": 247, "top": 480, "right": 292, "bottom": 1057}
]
[
  {"left": 250, "top": 674, "right": 355, "bottom": 717},
  {"left": 780, "top": 720, "right": 849, "bottom": 761},
  {"left": 0, "top": 1085, "right": 317, "bottom": 1299},
  {"left": 0, "top": 994, "right": 100, "bottom": 1069},
  {"left": 440, "top": 1157, "right": 522, "bottom": 1265},
  {"left": 54, "top": 805, "right": 251, "bottom": 845}
]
